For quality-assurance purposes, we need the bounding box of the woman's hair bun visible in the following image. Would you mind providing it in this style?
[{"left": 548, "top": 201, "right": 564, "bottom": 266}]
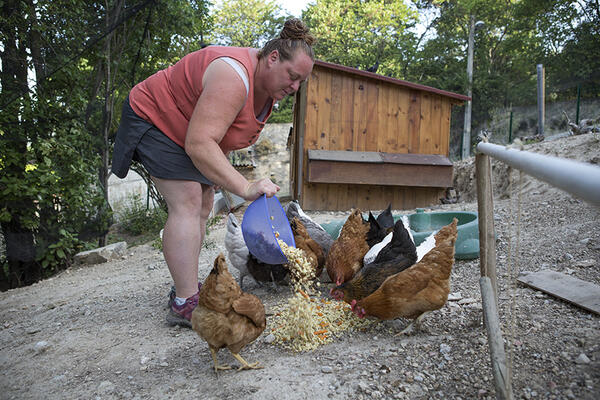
[{"left": 280, "top": 18, "right": 315, "bottom": 46}]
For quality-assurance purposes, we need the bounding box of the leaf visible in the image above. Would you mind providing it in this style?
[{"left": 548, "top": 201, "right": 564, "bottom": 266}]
[{"left": 56, "top": 248, "right": 66, "bottom": 259}]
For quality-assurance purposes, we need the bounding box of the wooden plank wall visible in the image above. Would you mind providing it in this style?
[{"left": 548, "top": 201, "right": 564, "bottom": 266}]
[{"left": 298, "top": 66, "right": 451, "bottom": 211}]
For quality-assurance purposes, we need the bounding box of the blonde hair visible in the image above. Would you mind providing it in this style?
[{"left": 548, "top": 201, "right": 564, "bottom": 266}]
[{"left": 258, "top": 18, "right": 315, "bottom": 62}]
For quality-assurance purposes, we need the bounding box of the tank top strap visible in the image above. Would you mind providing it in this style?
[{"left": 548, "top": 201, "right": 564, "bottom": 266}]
[{"left": 219, "top": 56, "right": 249, "bottom": 96}]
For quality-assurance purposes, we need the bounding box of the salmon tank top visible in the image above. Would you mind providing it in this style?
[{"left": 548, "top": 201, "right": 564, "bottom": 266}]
[{"left": 129, "top": 46, "right": 273, "bottom": 153}]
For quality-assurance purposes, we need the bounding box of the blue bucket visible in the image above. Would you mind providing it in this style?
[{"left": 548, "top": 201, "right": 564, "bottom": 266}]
[{"left": 241, "top": 194, "right": 295, "bottom": 264}]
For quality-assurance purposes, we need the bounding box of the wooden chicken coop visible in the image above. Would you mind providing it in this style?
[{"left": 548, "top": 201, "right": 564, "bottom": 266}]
[{"left": 289, "top": 60, "right": 470, "bottom": 211}]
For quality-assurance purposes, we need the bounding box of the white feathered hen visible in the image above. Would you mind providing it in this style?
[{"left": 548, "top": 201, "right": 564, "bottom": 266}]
[
  {"left": 363, "top": 231, "right": 392, "bottom": 265},
  {"left": 416, "top": 231, "right": 436, "bottom": 262},
  {"left": 225, "top": 213, "right": 251, "bottom": 288},
  {"left": 363, "top": 214, "right": 436, "bottom": 265}
]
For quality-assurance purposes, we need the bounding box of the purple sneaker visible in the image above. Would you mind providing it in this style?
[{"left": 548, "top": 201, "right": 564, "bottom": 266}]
[
  {"left": 167, "top": 283, "right": 203, "bottom": 307},
  {"left": 166, "top": 292, "right": 199, "bottom": 328}
]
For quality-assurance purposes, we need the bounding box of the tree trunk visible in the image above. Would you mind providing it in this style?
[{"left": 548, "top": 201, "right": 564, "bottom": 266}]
[{"left": 0, "top": 0, "right": 40, "bottom": 290}]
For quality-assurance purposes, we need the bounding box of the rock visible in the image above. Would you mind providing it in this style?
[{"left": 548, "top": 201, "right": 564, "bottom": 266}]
[
  {"left": 321, "top": 366, "right": 333, "bottom": 374},
  {"left": 264, "top": 333, "right": 276, "bottom": 344},
  {"left": 74, "top": 242, "right": 127, "bottom": 265},
  {"left": 572, "top": 259, "right": 596, "bottom": 268},
  {"left": 97, "top": 380, "right": 115, "bottom": 394},
  {"left": 448, "top": 292, "right": 463, "bottom": 301},
  {"left": 575, "top": 353, "right": 590, "bottom": 364},
  {"left": 34, "top": 341, "right": 50, "bottom": 353}
]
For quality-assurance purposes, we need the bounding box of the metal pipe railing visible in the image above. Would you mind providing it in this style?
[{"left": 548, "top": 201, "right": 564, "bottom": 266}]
[
  {"left": 475, "top": 141, "right": 600, "bottom": 399},
  {"left": 476, "top": 142, "right": 600, "bottom": 207}
]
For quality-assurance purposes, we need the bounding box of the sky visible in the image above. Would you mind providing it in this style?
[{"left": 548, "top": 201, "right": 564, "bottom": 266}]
[{"left": 276, "top": 0, "right": 313, "bottom": 17}]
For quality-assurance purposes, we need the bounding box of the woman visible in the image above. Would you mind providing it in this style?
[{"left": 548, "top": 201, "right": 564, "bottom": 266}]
[{"left": 111, "top": 19, "right": 315, "bottom": 327}]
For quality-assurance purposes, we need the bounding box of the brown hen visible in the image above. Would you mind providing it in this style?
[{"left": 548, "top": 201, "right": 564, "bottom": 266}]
[
  {"left": 326, "top": 209, "right": 370, "bottom": 286},
  {"left": 290, "top": 217, "right": 325, "bottom": 279},
  {"left": 330, "top": 217, "right": 417, "bottom": 304},
  {"left": 191, "top": 254, "right": 266, "bottom": 372},
  {"left": 351, "top": 218, "right": 458, "bottom": 335}
]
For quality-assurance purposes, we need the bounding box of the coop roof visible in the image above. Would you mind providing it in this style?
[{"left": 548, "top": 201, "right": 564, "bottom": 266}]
[
  {"left": 314, "top": 60, "right": 471, "bottom": 102},
  {"left": 228, "top": 150, "right": 256, "bottom": 169}
]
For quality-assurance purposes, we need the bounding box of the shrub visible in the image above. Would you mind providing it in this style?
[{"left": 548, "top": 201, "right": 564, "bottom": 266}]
[{"left": 117, "top": 194, "right": 167, "bottom": 237}]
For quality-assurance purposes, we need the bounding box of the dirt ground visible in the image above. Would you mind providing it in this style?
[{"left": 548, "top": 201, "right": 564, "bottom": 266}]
[{"left": 1, "top": 133, "right": 599, "bottom": 400}]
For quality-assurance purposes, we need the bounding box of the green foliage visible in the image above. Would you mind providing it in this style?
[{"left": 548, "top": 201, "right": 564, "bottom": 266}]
[
  {"left": 0, "top": 0, "right": 212, "bottom": 288},
  {"left": 37, "top": 229, "right": 86, "bottom": 274},
  {"left": 209, "top": 0, "right": 287, "bottom": 47},
  {"left": 401, "top": 0, "right": 600, "bottom": 152},
  {"left": 268, "top": 95, "right": 294, "bottom": 123},
  {"left": 203, "top": 215, "right": 223, "bottom": 249},
  {"left": 304, "top": 0, "right": 419, "bottom": 76},
  {"left": 206, "top": 214, "right": 222, "bottom": 231},
  {"left": 117, "top": 194, "right": 168, "bottom": 237},
  {"left": 0, "top": 119, "right": 110, "bottom": 233}
]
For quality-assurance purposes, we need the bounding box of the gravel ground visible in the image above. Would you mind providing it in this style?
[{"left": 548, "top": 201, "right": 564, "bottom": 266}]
[{"left": 0, "top": 133, "right": 598, "bottom": 400}]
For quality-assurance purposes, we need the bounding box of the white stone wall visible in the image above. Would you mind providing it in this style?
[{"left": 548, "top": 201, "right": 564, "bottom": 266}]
[{"left": 108, "top": 170, "right": 149, "bottom": 218}]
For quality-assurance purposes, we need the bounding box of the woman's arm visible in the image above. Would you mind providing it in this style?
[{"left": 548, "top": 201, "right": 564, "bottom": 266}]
[{"left": 184, "top": 59, "right": 279, "bottom": 200}]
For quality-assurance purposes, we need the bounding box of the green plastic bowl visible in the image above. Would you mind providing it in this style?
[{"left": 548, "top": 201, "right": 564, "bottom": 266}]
[
  {"left": 408, "top": 209, "right": 479, "bottom": 260},
  {"left": 320, "top": 209, "right": 479, "bottom": 260}
]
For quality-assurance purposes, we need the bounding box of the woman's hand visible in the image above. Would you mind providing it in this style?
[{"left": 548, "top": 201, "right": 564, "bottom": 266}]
[{"left": 243, "top": 178, "right": 280, "bottom": 201}]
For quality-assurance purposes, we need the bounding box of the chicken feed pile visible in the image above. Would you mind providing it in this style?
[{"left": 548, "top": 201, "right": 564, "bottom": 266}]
[{"left": 269, "top": 241, "right": 375, "bottom": 352}]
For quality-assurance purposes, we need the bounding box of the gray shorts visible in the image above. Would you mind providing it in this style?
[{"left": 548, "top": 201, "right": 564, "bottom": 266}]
[{"left": 111, "top": 96, "right": 213, "bottom": 185}]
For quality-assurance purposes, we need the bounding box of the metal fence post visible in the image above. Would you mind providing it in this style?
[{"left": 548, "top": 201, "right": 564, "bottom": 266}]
[
  {"left": 508, "top": 110, "right": 513, "bottom": 143},
  {"left": 537, "top": 64, "right": 545, "bottom": 136},
  {"left": 576, "top": 84, "right": 581, "bottom": 125}
]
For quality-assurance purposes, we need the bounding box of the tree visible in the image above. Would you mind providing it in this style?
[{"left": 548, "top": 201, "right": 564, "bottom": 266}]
[
  {"left": 210, "top": 0, "right": 287, "bottom": 47},
  {"left": 0, "top": 0, "right": 212, "bottom": 289},
  {"left": 406, "top": 0, "right": 588, "bottom": 149},
  {"left": 209, "top": 0, "right": 295, "bottom": 121},
  {"left": 303, "top": 0, "right": 419, "bottom": 77}
]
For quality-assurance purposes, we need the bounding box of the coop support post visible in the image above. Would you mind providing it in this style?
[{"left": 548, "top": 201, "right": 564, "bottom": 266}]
[
  {"left": 476, "top": 152, "right": 498, "bottom": 301},
  {"left": 480, "top": 277, "right": 513, "bottom": 400}
]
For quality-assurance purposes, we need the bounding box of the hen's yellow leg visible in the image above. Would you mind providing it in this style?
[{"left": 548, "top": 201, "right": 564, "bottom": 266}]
[
  {"left": 395, "top": 320, "right": 416, "bottom": 336},
  {"left": 231, "top": 352, "right": 263, "bottom": 370},
  {"left": 210, "top": 347, "right": 231, "bottom": 372},
  {"left": 395, "top": 312, "right": 430, "bottom": 336},
  {"left": 414, "top": 311, "right": 430, "bottom": 330}
]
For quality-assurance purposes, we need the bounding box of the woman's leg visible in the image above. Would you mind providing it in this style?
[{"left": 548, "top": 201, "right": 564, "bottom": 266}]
[{"left": 151, "top": 177, "right": 214, "bottom": 299}]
